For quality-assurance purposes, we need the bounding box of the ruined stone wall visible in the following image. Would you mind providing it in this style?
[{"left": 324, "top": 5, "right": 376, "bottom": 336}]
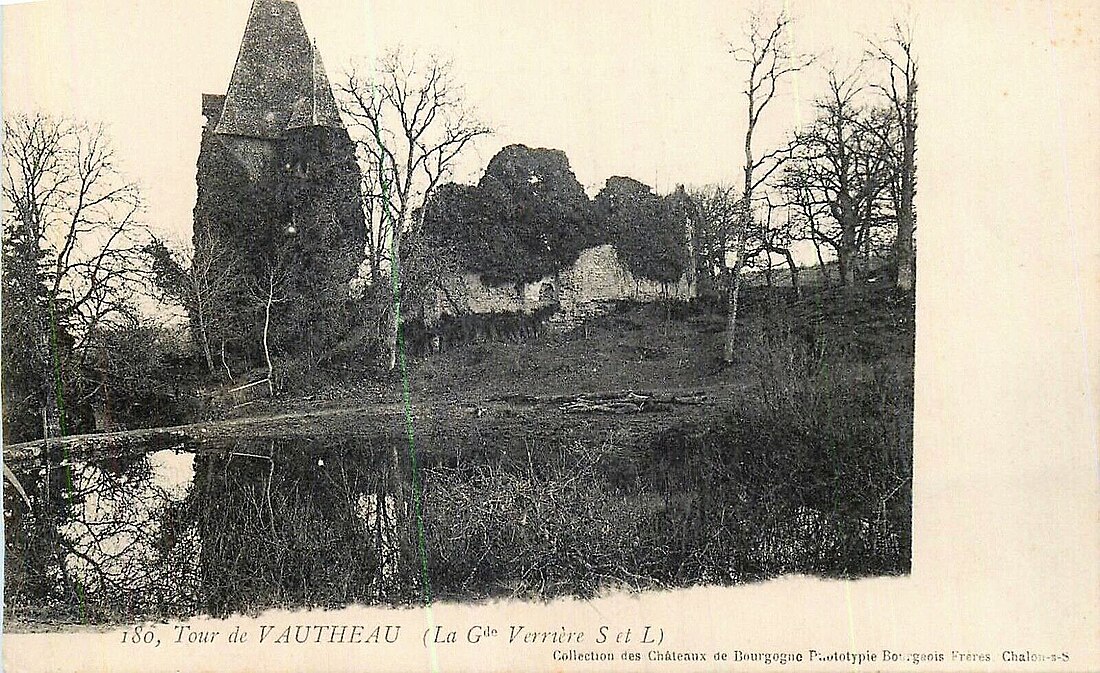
[
  {"left": 551, "top": 244, "right": 694, "bottom": 328},
  {"left": 435, "top": 272, "right": 553, "bottom": 316},
  {"left": 428, "top": 243, "right": 695, "bottom": 330}
]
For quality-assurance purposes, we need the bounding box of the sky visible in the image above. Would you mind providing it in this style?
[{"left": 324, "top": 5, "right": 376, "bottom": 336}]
[
  {"left": 1, "top": 0, "right": 1097, "bottom": 269},
  {"left": 1, "top": 0, "right": 918, "bottom": 245}
]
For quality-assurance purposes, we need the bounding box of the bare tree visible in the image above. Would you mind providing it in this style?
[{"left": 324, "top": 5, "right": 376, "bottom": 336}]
[
  {"left": 146, "top": 228, "right": 243, "bottom": 379},
  {"left": 249, "top": 256, "right": 292, "bottom": 397},
  {"left": 689, "top": 184, "right": 744, "bottom": 301},
  {"left": 780, "top": 168, "right": 834, "bottom": 287},
  {"left": 782, "top": 70, "right": 898, "bottom": 290},
  {"left": 2, "top": 113, "right": 149, "bottom": 439},
  {"left": 747, "top": 196, "right": 801, "bottom": 297},
  {"left": 337, "top": 49, "right": 492, "bottom": 371},
  {"left": 355, "top": 154, "right": 390, "bottom": 290},
  {"left": 868, "top": 22, "right": 918, "bottom": 291},
  {"left": 726, "top": 10, "right": 813, "bottom": 363}
]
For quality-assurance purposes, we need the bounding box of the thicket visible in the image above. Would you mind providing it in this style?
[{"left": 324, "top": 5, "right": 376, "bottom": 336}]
[{"left": 418, "top": 311, "right": 913, "bottom": 599}]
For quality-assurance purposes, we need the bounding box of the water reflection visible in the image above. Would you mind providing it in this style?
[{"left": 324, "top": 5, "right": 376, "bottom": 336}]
[
  {"left": 5, "top": 431, "right": 910, "bottom": 626},
  {"left": 5, "top": 438, "right": 412, "bottom": 624}
]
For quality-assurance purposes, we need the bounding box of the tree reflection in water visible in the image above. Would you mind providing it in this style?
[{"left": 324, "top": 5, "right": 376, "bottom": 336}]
[
  {"left": 6, "top": 428, "right": 910, "bottom": 627},
  {"left": 179, "top": 438, "right": 412, "bottom": 617},
  {"left": 5, "top": 437, "right": 411, "bottom": 625},
  {"left": 4, "top": 450, "right": 200, "bottom": 623}
]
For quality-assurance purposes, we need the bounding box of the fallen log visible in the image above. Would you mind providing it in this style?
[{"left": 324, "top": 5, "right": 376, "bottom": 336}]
[
  {"left": 558, "top": 390, "right": 708, "bottom": 414},
  {"left": 490, "top": 388, "right": 712, "bottom": 407}
]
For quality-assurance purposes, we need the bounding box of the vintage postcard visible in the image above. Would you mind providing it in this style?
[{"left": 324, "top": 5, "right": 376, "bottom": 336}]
[{"left": 2, "top": 0, "right": 1097, "bottom": 671}]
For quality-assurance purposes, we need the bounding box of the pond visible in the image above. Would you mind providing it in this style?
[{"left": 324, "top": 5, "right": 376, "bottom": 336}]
[
  {"left": 5, "top": 438, "right": 414, "bottom": 624},
  {"left": 5, "top": 429, "right": 909, "bottom": 628}
]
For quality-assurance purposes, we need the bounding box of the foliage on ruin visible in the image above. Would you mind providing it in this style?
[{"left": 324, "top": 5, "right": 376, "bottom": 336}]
[
  {"left": 423, "top": 145, "right": 599, "bottom": 285},
  {"left": 592, "top": 177, "right": 689, "bottom": 283},
  {"left": 423, "top": 146, "right": 692, "bottom": 285},
  {"left": 191, "top": 121, "right": 366, "bottom": 373}
]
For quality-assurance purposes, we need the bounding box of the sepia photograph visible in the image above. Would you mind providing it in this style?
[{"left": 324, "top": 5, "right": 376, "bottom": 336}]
[{"left": 2, "top": 0, "right": 1097, "bottom": 671}]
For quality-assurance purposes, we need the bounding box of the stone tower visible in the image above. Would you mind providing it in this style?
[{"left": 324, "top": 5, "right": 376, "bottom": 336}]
[{"left": 193, "top": 0, "right": 366, "bottom": 365}]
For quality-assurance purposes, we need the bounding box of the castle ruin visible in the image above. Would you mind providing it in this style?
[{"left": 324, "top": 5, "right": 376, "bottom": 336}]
[{"left": 193, "top": 0, "right": 365, "bottom": 362}]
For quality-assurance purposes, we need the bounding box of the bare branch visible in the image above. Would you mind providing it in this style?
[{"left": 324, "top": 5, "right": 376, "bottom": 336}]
[{"left": 336, "top": 48, "right": 491, "bottom": 286}]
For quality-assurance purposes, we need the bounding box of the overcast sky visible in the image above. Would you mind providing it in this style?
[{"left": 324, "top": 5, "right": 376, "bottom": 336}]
[
  {"left": 2, "top": 0, "right": 1096, "bottom": 257},
  {"left": 2, "top": 0, "right": 920, "bottom": 243}
]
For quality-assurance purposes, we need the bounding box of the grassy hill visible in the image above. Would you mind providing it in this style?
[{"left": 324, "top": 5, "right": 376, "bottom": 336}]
[
  {"left": 333, "top": 280, "right": 914, "bottom": 403},
  {"left": 249, "top": 276, "right": 910, "bottom": 402}
]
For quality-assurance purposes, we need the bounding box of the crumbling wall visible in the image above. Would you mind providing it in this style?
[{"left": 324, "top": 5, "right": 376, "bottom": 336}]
[
  {"left": 440, "top": 273, "right": 549, "bottom": 314},
  {"left": 428, "top": 243, "right": 695, "bottom": 331},
  {"left": 551, "top": 244, "right": 694, "bottom": 328}
]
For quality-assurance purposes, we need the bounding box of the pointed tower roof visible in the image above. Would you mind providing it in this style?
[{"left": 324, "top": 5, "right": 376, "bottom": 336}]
[
  {"left": 216, "top": 0, "right": 343, "bottom": 139},
  {"left": 287, "top": 40, "right": 343, "bottom": 130}
]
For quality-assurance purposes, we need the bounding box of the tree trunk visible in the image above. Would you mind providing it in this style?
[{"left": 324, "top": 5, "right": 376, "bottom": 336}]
[
  {"left": 41, "top": 402, "right": 61, "bottom": 441},
  {"left": 783, "top": 249, "right": 800, "bottom": 299},
  {"left": 382, "top": 235, "right": 402, "bottom": 372},
  {"left": 895, "top": 82, "right": 917, "bottom": 292},
  {"left": 728, "top": 88, "right": 755, "bottom": 365},
  {"left": 722, "top": 258, "right": 744, "bottom": 364},
  {"left": 895, "top": 210, "right": 914, "bottom": 290},
  {"left": 220, "top": 339, "right": 233, "bottom": 381},
  {"left": 813, "top": 235, "right": 831, "bottom": 287},
  {"left": 863, "top": 231, "right": 872, "bottom": 276},
  {"left": 838, "top": 202, "right": 859, "bottom": 290},
  {"left": 195, "top": 305, "right": 215, "bottom": 374},
  {"left": 44, "top": 301, "right": 67, "bottom": 439},
  {"left": 371, "top": 243, "right": 383, "bottom": 288},
  {"left": 837, "top": 247, "right": 856, "bottom": 288},
  {"left": 263, "top": 283, "right": 275, "bottom": 397}
]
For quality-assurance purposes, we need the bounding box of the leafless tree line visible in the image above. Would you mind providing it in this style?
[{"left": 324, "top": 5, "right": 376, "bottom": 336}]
[
  {"left": 692, "top": 13, "right": 918, "bottom": 363},
  {"left": 2, "top": 113, "right": 152, "bottom": 437}
]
